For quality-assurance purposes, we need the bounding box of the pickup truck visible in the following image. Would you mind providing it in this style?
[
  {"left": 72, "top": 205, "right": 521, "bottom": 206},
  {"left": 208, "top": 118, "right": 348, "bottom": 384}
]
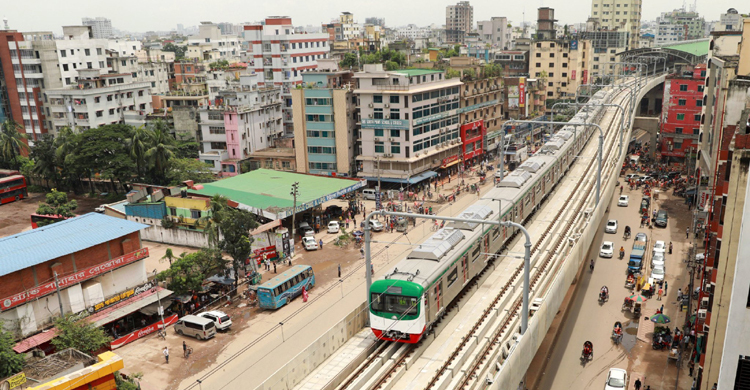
[{"left": 628, "top": 242, "right": 647, "bottom": 274}]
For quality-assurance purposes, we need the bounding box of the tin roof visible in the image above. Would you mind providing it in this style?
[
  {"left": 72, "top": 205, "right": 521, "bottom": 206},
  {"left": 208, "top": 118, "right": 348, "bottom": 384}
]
[{"left": 0, "top": 213, "right": 149, "bottom": 277}]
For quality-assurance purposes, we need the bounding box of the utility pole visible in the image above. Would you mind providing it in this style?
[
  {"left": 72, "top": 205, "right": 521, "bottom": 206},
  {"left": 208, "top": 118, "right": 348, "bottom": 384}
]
[
  {"left": 53, "top": 271, "right": 65, "bottom": 318},
  {"left": 290, "top": 182, "right": 299, "bottom": 257}
]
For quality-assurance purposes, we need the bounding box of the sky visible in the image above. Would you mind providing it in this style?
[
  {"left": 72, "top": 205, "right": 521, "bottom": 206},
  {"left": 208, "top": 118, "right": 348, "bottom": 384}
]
[{"left": 4, "top": 0, "right": 743, "bottom": 34}]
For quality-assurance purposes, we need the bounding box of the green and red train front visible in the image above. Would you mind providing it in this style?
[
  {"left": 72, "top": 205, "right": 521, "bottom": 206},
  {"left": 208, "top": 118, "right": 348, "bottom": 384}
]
[{"left": 369, "top": 279, "right": 426, "bottom": 343}]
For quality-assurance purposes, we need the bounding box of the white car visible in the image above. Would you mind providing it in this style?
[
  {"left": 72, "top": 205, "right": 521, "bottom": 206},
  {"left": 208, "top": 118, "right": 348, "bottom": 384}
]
[
  {"left": 653, "top": 240, "right": 666, "bottom": 256},
  {"left": 198, "top": 310, "right": 232, "bottom": 331},
  {"left": 369, "top": 219, "right": 384, "bottom": 232},
  {"left": 604, "top": 368, "right": 628, "bottom": 390},
  {"left": 652, "top": 252, "right": 665, "bottom": 269},
  {"left": 327, "top": 221, "right": 340, "bottom": 234},
  {"left": 605, "top": 219, "right": 618, "bottom": 234},
  {"left": 302, "top": 236, "right": 318, "bottom": 251},
  {"left": 651, "top": 265, "right": 666, "bottom": 282},
  {"left": 600, "top": 241, "right": 614, "bottom": 258},
  {"left": 618, "top": 195, "right": 629, "bottom": 207}
]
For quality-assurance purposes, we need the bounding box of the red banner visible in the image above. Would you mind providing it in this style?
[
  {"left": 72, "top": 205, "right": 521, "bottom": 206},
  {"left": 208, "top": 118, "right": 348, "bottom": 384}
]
[
  {"left": 110, "top": 314, "right": 179, "bottom": 350},
  {"left": 441, "top": 155, "right": 459, "bottom": 166},
  {"left": 571, "top": 70, "right": 576, "bottom": 80},
  {"left": 1, "top": 248, "right": 150, "bottom": 311},
  {"left": 519, "top": 77, "right": 526, "bottom": 108},
  {"left": 582, "top": 70, "right": 589, "bottom": 85}
]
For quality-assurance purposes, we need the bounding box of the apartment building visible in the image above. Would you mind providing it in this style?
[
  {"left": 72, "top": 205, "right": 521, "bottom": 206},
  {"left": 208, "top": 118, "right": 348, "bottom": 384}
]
[
  {"left": 503, "top": 76, "right": 546, "bottom": 120},
  {"left": 529, "top": 39, "right": 593, "bottom": 100},
  {"left": 82, "top": 17, "right": 113, "bottom": 39},
  {"left": 715, "top": 8, "right": 743, "bottom": 32},
  {"left": 589, "top": 0, "right": 642, "bottom": 49},
  {"left": 292, "top": 60, "right": 356, "bottom": 177},
  {"left": 243, "top": 17, "right": 330, "bottom": 135},
  {"left": 394, "top": 25, "right": 434, "bottom": 40},
  {"left": 581, "top": 20, "right": 630, "bottom": 78},
  {"left": 446, "top": 1, "right": 473, "bottom": 44},
  {"left": 355, "top": 65, "right": 463, "bottom": 184},
  {"left": 45, "top": 70, "right": 152, "bottom": 131},
  {"left": 108, "top": 39, "right": 142, "bottom": 57},
  {"left": 107, "top": 52, "right": 170, "bottom": 95},
  {"left": 494, "top": 51, "right": 529, "bottom": 76},
  {"left": 659, "top": 63, "right": 705, "bottom": 164},
  {"left": 186, "top": 22, "right": 241, "bottom": 62},
  {"left": 198, "top": 73, "right": 283, "bottom": 176},
  {"left": 338, "top": 12, "right": 362, "bottom": 41},
  {"left": 477, "top": 17, "right": 511, "bottom": 49},
  {"left": 655, "top": 9, "right": 705, "bottom": 45},
  {"left": 449, "top": 57, "right": 504, "bottom": 134}
]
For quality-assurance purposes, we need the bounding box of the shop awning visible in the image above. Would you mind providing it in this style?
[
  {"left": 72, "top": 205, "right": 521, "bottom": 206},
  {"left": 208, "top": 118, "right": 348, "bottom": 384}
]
[
  {"left": 249, "top": 219, "right": 281, "bottom": 235},
  {"left": 206, "top": 275, "right": 236, "bottom": 286},
  {"left": 173, "top": 294, "right": 192, "bottom": 303},
  {"left": 88, "top": 287, "right": 173, "bottom": 328},
  {"left": 440, "top": 160, "right": 460, "bottom": 169},
  {"left": 139, "top": 301, "right": 162, "bottom": 316},
  {"left": 14, "top": 328, "right": 58, "bottom": 353},
  {"left": 364, "top": 171, "right": 436, "bottom": 185}
]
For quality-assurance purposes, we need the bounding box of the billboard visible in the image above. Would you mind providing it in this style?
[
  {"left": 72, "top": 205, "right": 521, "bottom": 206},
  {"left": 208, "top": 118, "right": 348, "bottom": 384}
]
[
  {"left": 508, "top": 86, "right": 520, "bottom": 109},
  {"left": 519, "top": 78, "right": 526, "bottom": 108}
]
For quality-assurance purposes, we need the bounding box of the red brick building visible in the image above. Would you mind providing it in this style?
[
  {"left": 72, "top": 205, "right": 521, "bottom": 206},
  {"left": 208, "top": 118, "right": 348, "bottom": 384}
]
[
  {"left": 659, "top": 64, "right": 706, "bottom": 164},
  {"left": 0, "top": 213, "right": 150, "bottom": 346},
  {"left": 460, "top": 119, "right": 485, "bottom": 166}
]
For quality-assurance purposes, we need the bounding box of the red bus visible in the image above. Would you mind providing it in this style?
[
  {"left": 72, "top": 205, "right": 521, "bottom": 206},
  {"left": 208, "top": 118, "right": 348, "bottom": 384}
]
[
  {"left": 0, "top": 169, "right": 20, "bottom": 178},
  {"left": 30, "top": 213, "right": 75, "bottom": 229},
  {"left": 0, "top": 175, "right": 27, "bottom": 205}
]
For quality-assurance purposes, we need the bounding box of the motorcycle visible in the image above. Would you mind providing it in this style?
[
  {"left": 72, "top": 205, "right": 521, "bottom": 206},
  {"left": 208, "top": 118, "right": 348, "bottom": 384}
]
[{"left": 619, "top": 250, "right": 625, "bottom": 260}]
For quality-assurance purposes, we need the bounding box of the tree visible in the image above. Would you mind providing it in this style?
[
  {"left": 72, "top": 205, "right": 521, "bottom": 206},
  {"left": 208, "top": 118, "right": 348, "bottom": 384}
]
[
  {"left": 54, "top": 126, "right": 84, "bottom": 192},
  {"left": 128, "top": 125, "right": 150, "bottom": 181},
  {"left": 446, "top": 68, "right": 461, "bottom": 79},
  {"left": 339, "top": 52, "right": 358, "bottom": 69},
  {"left": 462, "top": 68, "right": 476, "bottom": 80},
  {"left": 115, "top": 371, "right": 142, "bottom": 390},
  {"left": 174, "top": 135, "right": 200, "bottom": 159},
  {"left": 162, "top": 43, "right": 187, "bottom": 60},
  {"left": 36, "top": 189, "right": 78, "bottom": 226},
  {"left": 0, "top": 119, "right": 29, "bottom": 169},
  {"left": 218, "top": 207, "right": 259, "bottom": 280},
  {"left": 51, "top": 314, "right": 112, "bottom": 354},
  {"left": 157, "top": 249, "right": 227, "bottom": 295},
  {"left": 384, "top": 60, "right": 399, "bottom": 71},
  {"left": 209, "top": 59, "right": 229, "bottom": 70},
  {"left": 161, "top": 248, "right": 178, "bottom": 266},
  {"left": 0, "top": 321, "right": 24, "bottom": 378},
  {"left": 166, "top": 158, "right": 214, "bottom": 186},
  {"left": 145, "top": 120, "right": 176, "bottom": 185},
  {"left": 72, "top": 124, "right": 135, "bottom": 194},
  {"left": 201, "top": 194, "right": 229, "bottom": 249},
  {"left": 30, "top": 134, "right": 60, "bottom": 188}
]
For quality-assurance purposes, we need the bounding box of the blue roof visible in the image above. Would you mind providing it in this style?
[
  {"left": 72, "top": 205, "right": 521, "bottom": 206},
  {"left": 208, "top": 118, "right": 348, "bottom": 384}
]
[
  {"left": 258, "top": 265, "right": 312, "bottom": 289},
  {"left": 0, "top": 213, "right": 149, "bottom": 276}
]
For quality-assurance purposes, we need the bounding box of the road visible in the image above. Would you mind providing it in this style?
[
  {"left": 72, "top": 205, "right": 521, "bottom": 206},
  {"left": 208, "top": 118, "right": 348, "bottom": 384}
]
[{"left": 535, "top": 178, "right": 697, "bottom": 390}]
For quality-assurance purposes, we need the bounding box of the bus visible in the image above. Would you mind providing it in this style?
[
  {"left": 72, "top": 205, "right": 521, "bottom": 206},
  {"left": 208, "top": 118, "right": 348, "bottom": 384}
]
[
  {"left": 256, "top": 265, "right": 315, "bottom": 309},
  {"left": 30, "top": 213, "right": 75, "bottom": 229},
  {"left": 0, "top": 169, "right": 20, "bottom": 178},
  {"left": 0, "top": 175, "right": 27, "bottom": 205}
]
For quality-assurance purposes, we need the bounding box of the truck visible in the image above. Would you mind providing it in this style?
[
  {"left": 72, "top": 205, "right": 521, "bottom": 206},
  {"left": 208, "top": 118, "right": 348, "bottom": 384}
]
[{"left": 628, "top": 242, "right": 647, "bottom": 274}]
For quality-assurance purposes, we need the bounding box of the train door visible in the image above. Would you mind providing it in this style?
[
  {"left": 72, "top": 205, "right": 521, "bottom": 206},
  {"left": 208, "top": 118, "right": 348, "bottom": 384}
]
[
  {"left": 462, "top": 255, "right": 468, "bottom": 283},
  {"left": 542, "top": 175, "right": 546, "bottom": 193},
  {"left": 434, "top": 282, "right": 443, "bottom": 312},
  {"left": 518, "top": 202, "right": 523, "bottom": 220},
  {"left": 502, "top": 216, "right": 508, "bottom": 240},
  {"left": 532, "top": 186, "right": 536, "bottom": 205}
]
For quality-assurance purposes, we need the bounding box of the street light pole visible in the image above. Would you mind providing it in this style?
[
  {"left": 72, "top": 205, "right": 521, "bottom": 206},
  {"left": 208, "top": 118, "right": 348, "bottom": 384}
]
[
  {"left": 290, "top": 182, "right": 299, "bottom": 259},
  {"left": 364, "top": 209, "right": 534, "bottom": 334}
]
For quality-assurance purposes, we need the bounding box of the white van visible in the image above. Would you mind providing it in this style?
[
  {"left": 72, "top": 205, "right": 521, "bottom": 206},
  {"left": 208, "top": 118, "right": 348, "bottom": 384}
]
[
  {"left": 174, "top": 315, "right": 217, "bottom": 340},
  {"left": 362, "top": 189, "right": 378, "bottom": 200}
]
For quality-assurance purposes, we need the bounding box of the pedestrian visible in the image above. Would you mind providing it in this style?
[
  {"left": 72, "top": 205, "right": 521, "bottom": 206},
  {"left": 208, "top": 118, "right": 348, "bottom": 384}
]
[
  {"left": 660, "top": 304, "right": 664, "bottom": 313},
  {"left": 689, "top": 360, "right": 695, "bottom": 377},
  {"left": 664, "top": 280, "right": 668, "bottom": 294},
  {"left": 360, "top": 248, "right": 365, "bottom": 259},
  {"left": 657, "top": 288, "right": 663, "bottom": 300},
  {"left": 669, "top": 241, "right": 673, "bottom": 254},
  {"left": 635, "top": 378, "right": 642, "bottom": 390},
  {"left": 371, "top": 264, "right": 374, "bottom": 275},
  {"left": 163, "top": 346, "right": 169, "bottom": 364},
  {"left": 182, "top": 341, "right": 187, "bottom": 357},
  {"left": 319, "top": 239, "right": 323, "bottom": 249},
  {"left": 338, "top": 263, "right": 341, "bottom": 278},
  {"left": 686, "top": 226, "right": 690, "bottom": 239},
  {"left": 273, "top": 262, "right": 277, "bottom": 273},
  {"left": 678, "top": 288, "right": 683, "bottom": 302}
]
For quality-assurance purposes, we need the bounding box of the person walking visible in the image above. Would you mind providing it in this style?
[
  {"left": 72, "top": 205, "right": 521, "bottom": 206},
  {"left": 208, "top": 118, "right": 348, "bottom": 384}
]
[
  {"left": 182, "top": 341, "right": 187, "bottom": 358},
  {"left": 689, "top": 360, "right": 695, "bottom": 377},
  {"left": 686, "top": 226, "right": 690, "bottom": 239},
  {"left": 678, "top": 288, "right": 683, "bottom": 302},
  {"left": 635, "top": 378, "right": 642, "bottom": 390},
  {"left": 669, "top": 241, "right": 673, "bottom": 254},
  {"left": 319, "top": 239, "right": 323, "bottom": 249},
  {"left": 163, "top": 346, "right": 169, "bottom": 364},
  {"left": 360, "top": 248, "right": 365, "bottom": 259},
  {"left": 657, "top": 287, "right": 663, "bottom": 300},
  {"left": 664, "top": 280, "right": 668, "bottom": 294},
  {"left": 338, "top": 264, "right": 341, "bottom": 278}
]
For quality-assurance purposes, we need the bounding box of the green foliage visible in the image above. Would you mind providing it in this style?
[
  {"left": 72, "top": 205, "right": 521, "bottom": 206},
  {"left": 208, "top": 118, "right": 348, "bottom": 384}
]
[
  {"left": 174, "top": 135, "right": 200, "bottom": 159},
  {"left": 0, "top": 321, "right": 24, "bottom": 378},
  {"left": 166, "top": 158, "right": 214, "bottom": 186},
  {"left": 482, "top": 63, "right": 502, "bottom": 78},
  {"left": 0, "top": 119, "right": 29, "bottom": 170},
  {"left": 462, "top": 68, "right": 476, "bottom": 80},
  {"left": 161, "top": 216, "right": 176, "bottom": 229},
  {"left": 360, "top": 48, "right": 406, "bottom": 67},
  {"left": 157, "top": 248, "right": 227, "bottom": 295},
  {"left": 339, "top": 52, "right": 358, "bottom": 69},
  {"left": 446, "top": 68, "right": 461, "bottom": 79},
  {"left": 162, "top": 43, "right": 187, "bottom": 60},
  {"left": 72, "top": 124, "right": 136, "bottom": 193},
  {"left": 209, "top": 59, "right": 230, "bottom": 70},
  {"left": 218, "top": 207, "right": 259, "bottom": 278},
  {"left": 51, "top": 314, "right": 112, "bottom": 354},
  {"left": 36, "top": 189, "right": 78, "bottom": 226},
  {"left": 115, "top": 371, "right": 142, "bottom": 390},
  {"left": 30, "top": 134, "right": 59, "bottom": 188},
  {"left": 384, "top": 60, "right": 399, "bottom": 71},
  {"left": 145, "top": 120, "right": 176, "bottom": 185}
]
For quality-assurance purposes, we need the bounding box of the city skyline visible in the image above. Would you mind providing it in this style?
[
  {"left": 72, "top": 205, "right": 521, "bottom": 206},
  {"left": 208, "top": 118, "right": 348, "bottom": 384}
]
[{"left": 3, "top": 0, "right": 740, "bottom": 34}]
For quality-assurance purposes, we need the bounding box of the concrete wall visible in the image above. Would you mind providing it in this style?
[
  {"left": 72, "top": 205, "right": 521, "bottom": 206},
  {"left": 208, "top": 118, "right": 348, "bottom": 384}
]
[
  {"left": 255, "top": 302, "right": 369, "bottom": 390},
  {"left": 131, "top": 217, "right": 210, "bottom": 247}
]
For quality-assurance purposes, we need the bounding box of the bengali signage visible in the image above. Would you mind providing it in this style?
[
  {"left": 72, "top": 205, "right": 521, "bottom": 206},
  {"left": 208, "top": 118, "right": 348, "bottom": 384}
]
[
  {"left": 91, "top": 280, "right": 157, "bottom": 313},
  {"left": 441, "top": 155, "right": 459, "bottom": 167},
  {"left": 2, "top": 372, "right": 26, "bottom": 389},
  {"left": 110, "top": 314, "right": 179, "bottom": 350},
  {"left": 519, "top": 77, "right": 526, "bottom": 108},
  {"left": 698, "top": 190, "right": 711, "bottom": 210},
  {"left": 278, "top": 180, "right": 367, "bottom": 219},
  {"left": 508, "top": 86, "right": 520, "bottom": 109},
  {"left": 457, "top": 99, "right": 499, "bottom": 114},
  {"left": 361, "top": 118, "right": 409, "bottom": 130},
  {"left": 414, "top": 110, "right": 457, "bottom": 125},
  {"left": 0, "top": 248, "right": 149, "bottom": 311}
]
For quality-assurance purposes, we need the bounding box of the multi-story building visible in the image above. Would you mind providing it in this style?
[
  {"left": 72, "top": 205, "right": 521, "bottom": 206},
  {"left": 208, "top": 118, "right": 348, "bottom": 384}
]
[
  {"left": 714, "top": 8, "right": 743, "bottom": 32},
  {"left": 659, "top": 63, "right": 705, "bottom": 165},
  {"left": 394, "top": 25, "right": 434, "bottom": 40},
  {"left": 536, "top": 7, "right": 557, "bottom": 41},
  {"left": 338, "top": 12, "right": 362, "bottom": 41},
  {"left": 494, "top": 51, "right": 529, "bottom": 76},
  {"left": 82, "top": 17, "right": 113, "bottom": 39},
  {"left": 107, "top": 52, "right": 171, "bottom": 95},
  {"left": 54, "top": 26, "right": 111, "bottom": 88},
  {"left": 581, "top": 29, "right": 630, "bottom": 79},
  {"left": 449, "top": 57, "right": 504, "bottom": 135},
  {"left": 529, "top": 38, "right": 593, "bottom": 100},
  {"left": 243, "top": 17, "right": 330, "bottom": 135},
  {"left": 45, "top": 69, "right": 152, "bottom": 131},
  {"left": 589, "top": 0, "right": 642, "bottom": 49},
  {"left": 655, "top": 9, "right": 705, "bottom": 45},
  {"left": 135, "top": 46, "right": 176, "bottom": 63},
  {"left": 639, "top": 33, "right": 655, "bottom": 48},
  {"left": 355, "top": 65, "right": 463, "bottom": 184},
  {"left": 446, "top": 1, "right": 473, "bottom": 44},
  {"left": 186, "top": 22, "right": 241, "bottom": 62},
  {"left": 503, "top": 76, "right": 546, "bottom": 120},
  {"left": 292, "top": 61, "right": 356, "bottom": 177},
  {"left": 198, "top": 74, "right": 283, "bottom": 176},
  {"left": 108, "top": 39, "right": 142, "bottom": 57},
  {"left": 477, "top": 17, "right": 511, "bottom": 49}
]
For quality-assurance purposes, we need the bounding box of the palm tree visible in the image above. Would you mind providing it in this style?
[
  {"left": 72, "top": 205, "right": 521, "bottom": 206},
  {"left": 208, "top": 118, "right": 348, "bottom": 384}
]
[
  {"left": 0, "top": 119, "right": 29, "bottom": 169},
  {"left": 54, "top": 127, "right": 83, "bottom": 192},
  {"left": 128, "top": 125, "right": 149, "bottom": 180},
  {"left": 199, "top": 194, "right": 229, "bottom": 248},
  {"left": 145, "top": 120, "right": 176, "bottom": 184}
]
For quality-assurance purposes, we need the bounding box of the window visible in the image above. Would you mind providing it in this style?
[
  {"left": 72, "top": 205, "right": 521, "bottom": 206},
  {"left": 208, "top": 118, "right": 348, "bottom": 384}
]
[
  {"left": 549, "top": 62, "right": 554, "bottom": 67},
  {"left": 96, "top": 48, "right": 102, "bottom": 55},
  {"left": 390, "top": 129, "right": 399, "bottom": 138},
  {"left": 373, "top": 108, "right": 383, "bottom": 119},
  {"left": 190, "top": 210, "right": 201, "bottom": 219},
  {"left": 60, "top": 50, "right": 66, "bottom": 58},
  {"left": 536, "top": 53, "right": 541, "bottom": 58},
  {"left": 210, "top": 142, "right": 227, "bottom": 150},
  {"left": 390, "top": 95, "right": 399, "bottom": 104},
  {"left": 391, "top": 142, "right": 401, "bottom": 154},
  {"left": 679, "top": 84, "right": 688, "bottom": 91},
  {"left": 676, "top": 127, "right": 683, "bottom": 134},
  {"left": 536, "top": 63, "right": 541, "bottom": 67},
  {"left": 390, "top": 109, "right": 400, "bottom": 119},
  {"left": 696, "top": 100, "right": 703, "bottom": 107},
  {"left": 677, "top": 113, "right": 685, "bottom": 121},
  {"left": 209, "top": 126, "right": 225, "bottom": 134},
  {"left": 374, "top": 129, "right": 384, "bottom": 137},
  {"left": 562, "top": 72, "right": 567, "bottom": 77},
  {"left": 375, "top": 141, "right": 384, "bottom": 153},
  {"left": 678, "top": 99, "right": 686, "bottom": 106},
  {"left": 374, "top": 95, "right": 383, "bottom": 103},
  {"left": 63, "top": 64, "right": 69, "bottom": 71},
  {"left": 84, "top": 49, "right": 90, "bottom": 56}
]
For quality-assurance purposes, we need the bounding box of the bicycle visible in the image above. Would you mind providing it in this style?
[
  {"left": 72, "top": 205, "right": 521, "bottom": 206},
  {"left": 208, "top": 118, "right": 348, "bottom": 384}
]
[
  {"left": 184, "top": 346, "right": 193, "bottom": 358},
  {"left": 157, "top": 329, "right": 167, "bottom": 340}
]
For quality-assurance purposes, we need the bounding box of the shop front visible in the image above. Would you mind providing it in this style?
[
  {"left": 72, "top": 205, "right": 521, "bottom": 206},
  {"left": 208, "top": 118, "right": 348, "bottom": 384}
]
[{"left": 460, "top": 120, "right": 486, "bottom": 167}]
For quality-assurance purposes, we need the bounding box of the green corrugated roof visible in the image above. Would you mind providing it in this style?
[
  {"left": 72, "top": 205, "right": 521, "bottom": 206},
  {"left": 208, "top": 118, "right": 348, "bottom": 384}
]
[
  {"left": 190, "top": 169, "right": 365, "bottom": 217},
  {"left": 392, "top": 69, "right": 443, "bottom": 77},
  {"left": 663, "top": 40, "right": 710, "bottom": 57}
]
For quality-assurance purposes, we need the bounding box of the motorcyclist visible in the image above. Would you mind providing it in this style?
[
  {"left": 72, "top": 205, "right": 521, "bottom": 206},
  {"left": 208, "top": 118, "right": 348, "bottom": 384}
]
[{"left": 619, "top": 246, "right": 625, "bottom": 258}]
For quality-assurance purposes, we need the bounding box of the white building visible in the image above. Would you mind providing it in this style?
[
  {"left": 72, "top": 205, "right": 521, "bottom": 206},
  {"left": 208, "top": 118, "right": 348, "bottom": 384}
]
[
  {"left": 355, "top": 65, "right": 462, "bottom": 182},
  {"left": 715, "top": 8, "right": 743, "bottom": 32},
  {"left": 186, "top": 22, "right": 241, "bottom": 62},
  {"left": 82, "top": 17, "right": 113, "bottom": 39},
  {"left": 477, "top": 17, "right": 511, "bottom": 49},
  {"left": 108, "top": 39, "right": 143, "bottom": 57},
  {"left": 243, "top": 16, "right": 330, "bottom": 135},
  {"left": 394, "top": 25, "right": 434, "bottom": 39},
  {"left": 55, "top": 26, "right": 110, "bottom": 87},
  {"left": 107, "top": 52, "right": 171, "bottom": 95},
  {"left": 339, "top": 12, "right": 362, "bottom": 41},
  {"left": 589, "top": 0, "right": 642, "bottom": 49},
  {"left": 45, "top": 69, "right": 152, "bottom": 131}
]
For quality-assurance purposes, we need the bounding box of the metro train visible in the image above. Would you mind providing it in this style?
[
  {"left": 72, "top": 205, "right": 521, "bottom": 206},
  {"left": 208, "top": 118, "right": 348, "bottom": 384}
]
[{"left": 369, "top": 90, "right": 615, "bottom": 343}]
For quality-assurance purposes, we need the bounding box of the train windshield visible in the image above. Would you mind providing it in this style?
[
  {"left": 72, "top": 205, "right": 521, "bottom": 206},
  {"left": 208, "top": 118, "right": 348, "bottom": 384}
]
[{"left": 371, "top": 294, "right": 418, "bottom": 316}]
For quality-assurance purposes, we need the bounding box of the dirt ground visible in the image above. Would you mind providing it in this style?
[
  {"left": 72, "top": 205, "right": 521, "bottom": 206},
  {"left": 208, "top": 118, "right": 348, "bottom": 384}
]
[{"left": 0, "top": 192, "right": 104, "bottom": 238}]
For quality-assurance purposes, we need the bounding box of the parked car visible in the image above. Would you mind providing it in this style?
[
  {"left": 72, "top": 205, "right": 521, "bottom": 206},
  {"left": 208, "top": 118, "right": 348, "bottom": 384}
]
[
  {"left": 327, "top": 221, "right": 340, "bottom": 234},
  {"left": 600, "top": 241, "right": 614, "bottom": 258},
  {"left": 635, "top": 232, "right": 648, "bottom": 243},
  {"left": 655, "top": 209, "right": 668, "bottom": 227},
  {"left": 637, "top": 175, "right": 653, "bottom": 185},
  {"left": 618, "top": 195, "right": 629, "bottom": 207},
  {"left": 653, "top": 240, "right": 666, "bottom": 256},
  {"left": 625, "top": 174, "right": 640, "bottom": 181},
  {"left": 604, "top": 368, "right": 628, "bottom": 390},
  {"left": 605, "top": 219, "right": 618, "bottom": 234},
  {"left": 640, "top": 196, "right": 651, "bottom": 211},
  {"left": 197, "top": 310, "right": 232, "bottom": 331},
  {"left": 302, "top": 236, "right": 318, "bottom": 250},
  {"left": 174, "top": 315, "right": 216, "bottom": 340},
  {"left": 369, "top": 219, "right": 384, "bottom": 232},
  {"left": 652, "top": 252, "right": 665, "bottom": 269},
  {"left": 651, "top": 265, "right": 666, "bottom": 282},
  {"left": 298, "top": 222, "right": 315, "bottom": 237}
]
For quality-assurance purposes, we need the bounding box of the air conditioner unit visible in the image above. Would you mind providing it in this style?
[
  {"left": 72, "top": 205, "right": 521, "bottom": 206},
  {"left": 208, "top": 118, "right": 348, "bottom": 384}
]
[
  {"left": 700, "top": 297, "right": 709, "bottom": 309},
  {"left": 384, "top": 103, "right": 390, "bottom": 108},
  {"left": 415, "top": 152, "right": 420, "bottom": 157},
  {"left": 368, "top": 114, "right": 374, "bottom": 118},
  {"left": 385, "top": 115, "right": 390, "bottom": 119},
  {"left": 473, "top": 88, "right": 477, "bottom": 93},
  {"left": 388, "top": 137, "right": 394, "bottom": 141},
  {"left": 697, "top": 309, "right": 707, "bottom": 320},
  {"left": 384, "top": 153, "right": 392, "bottom": 157},
  {"left": 368, "top": 103, "right": 374, "bottom": 108},
  {"left": 463, "top": 91, "right": 469, "bottom": 96},
  {"left": 374, "top": 137, "right": 381, "bottom": 142}
]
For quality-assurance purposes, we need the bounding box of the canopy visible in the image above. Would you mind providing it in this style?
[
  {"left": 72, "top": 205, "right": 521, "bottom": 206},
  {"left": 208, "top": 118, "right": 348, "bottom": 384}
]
[
  {"left": 365, "top": 170, "right": 437, "bottom": 184},
  {"left": 206, "top": 275, "right": 236, "bottom": 285}
]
